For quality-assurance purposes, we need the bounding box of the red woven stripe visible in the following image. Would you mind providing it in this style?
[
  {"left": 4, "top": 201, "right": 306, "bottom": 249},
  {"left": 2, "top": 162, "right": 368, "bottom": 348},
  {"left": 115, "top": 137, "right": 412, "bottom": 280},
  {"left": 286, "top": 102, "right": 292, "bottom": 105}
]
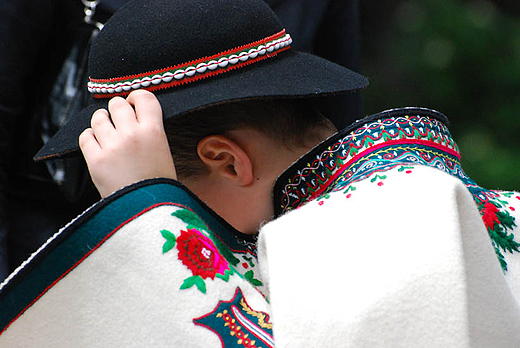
[
  {"left": 92, "top": 45, "right": 290, "bottom": 99},
  {"left": 90, "top": 29, "right": 286, "bottom": 84}
]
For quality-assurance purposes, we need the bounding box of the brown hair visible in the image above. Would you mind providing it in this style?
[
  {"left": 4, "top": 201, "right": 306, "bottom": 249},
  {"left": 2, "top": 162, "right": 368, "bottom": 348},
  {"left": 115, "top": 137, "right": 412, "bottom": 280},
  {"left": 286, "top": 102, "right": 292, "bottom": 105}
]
[{"left": 164, "top": 98, "right": 336, "bottom": 178}]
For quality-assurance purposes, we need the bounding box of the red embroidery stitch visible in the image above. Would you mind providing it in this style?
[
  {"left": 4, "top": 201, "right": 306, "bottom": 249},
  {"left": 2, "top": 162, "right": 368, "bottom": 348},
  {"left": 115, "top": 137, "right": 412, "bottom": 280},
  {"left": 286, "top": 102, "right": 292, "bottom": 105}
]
[
  {"left": 482, "top": 202, "right": 500, "bottom": 231},
  {"left": 177, "top": 229, "right": 230, "bottom": 280},
  {"left": 310, "top": 138, "right": 460, "bottom": 199}
]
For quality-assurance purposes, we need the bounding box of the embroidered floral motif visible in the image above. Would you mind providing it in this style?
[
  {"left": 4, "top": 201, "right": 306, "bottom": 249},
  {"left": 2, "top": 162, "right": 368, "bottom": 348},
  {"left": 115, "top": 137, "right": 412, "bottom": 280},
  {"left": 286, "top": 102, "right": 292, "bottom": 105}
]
[
  {"left": 171, "top": 208, "right": 240, "bottom": 267},
  {"left": 194, "top": 287, "right": 274, "bottom": 348},
  {"left": 242, "top": 256, "right": 255, "bottom": 269},
  {"left": 162, "top": 208, "right": 264, "bottom": 292},
  {"left": 316, "top": 166, "right": 413, "bottom": 206},
  {"left": 473, "top": 191, "right": 519, "bottom": 271},
  {"left": 161, "top": 227, "right": 233, "bottom": 294},
  {"left": 177, "top": 228, "right": 231, "bottom": 280}
]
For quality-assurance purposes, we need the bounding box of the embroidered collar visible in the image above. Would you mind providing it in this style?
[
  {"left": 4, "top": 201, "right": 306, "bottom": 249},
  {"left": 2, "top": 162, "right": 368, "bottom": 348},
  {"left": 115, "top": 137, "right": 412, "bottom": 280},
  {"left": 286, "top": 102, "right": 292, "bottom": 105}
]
[
  {"left": 273, "top": 107, "right": 520, "bottom": 272},
  {"left": 273, "top": 107, "right": 457, "bottom": 217}
]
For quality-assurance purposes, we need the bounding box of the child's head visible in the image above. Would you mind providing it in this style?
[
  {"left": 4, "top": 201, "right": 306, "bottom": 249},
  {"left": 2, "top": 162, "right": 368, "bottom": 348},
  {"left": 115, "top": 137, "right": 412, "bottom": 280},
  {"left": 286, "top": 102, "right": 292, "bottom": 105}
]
[
  {"left": 164, "top": 98, "right": 336, "bottom": 234},
  {"left": 164, "top": 98, "right": 336, "bottom": 178},
  {"left": 34, "top": 0, "right": 367, "bottom": 233},
  {"left": 34, "top": 0, "right": 367, "bottom": 162}
]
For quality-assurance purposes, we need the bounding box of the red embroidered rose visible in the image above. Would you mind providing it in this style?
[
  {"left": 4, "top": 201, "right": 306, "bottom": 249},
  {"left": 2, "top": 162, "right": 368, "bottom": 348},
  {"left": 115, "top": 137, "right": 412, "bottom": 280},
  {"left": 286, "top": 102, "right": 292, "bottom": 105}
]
[
  {"left": 177, "top": 228, "right": 229, "bottom": 279},
  {"left": 481, "top": 202, "right": 500, "bottom": 230}
]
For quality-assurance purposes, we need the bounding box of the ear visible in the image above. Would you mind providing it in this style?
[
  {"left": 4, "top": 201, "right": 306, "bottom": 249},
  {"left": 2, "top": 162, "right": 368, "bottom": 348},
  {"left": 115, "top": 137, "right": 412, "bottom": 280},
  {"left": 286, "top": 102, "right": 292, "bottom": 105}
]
[{"left": 197, "top": 135, "right": 254, "bottom": 186}]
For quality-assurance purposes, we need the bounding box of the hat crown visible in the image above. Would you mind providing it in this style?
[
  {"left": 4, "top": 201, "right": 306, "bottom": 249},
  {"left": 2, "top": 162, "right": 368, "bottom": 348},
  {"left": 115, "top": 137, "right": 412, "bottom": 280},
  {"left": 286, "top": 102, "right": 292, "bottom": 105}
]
[{"left": 89, "top": 0, "right": 283, "bottom": 79}]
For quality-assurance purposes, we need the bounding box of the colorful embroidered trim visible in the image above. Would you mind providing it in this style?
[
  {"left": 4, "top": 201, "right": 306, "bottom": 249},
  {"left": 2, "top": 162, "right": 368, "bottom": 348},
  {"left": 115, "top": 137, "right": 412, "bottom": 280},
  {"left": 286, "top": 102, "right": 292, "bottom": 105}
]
[
  {"left": 194, "top": 287, "right": 274, "bottom": 348},
  {"left": 277, "top": 115, "right": 459, "bottom": 214},
  {"left": 88, "top": 30, "right": 292, "bottom": 98},
  {"left": 275, "top": 112, "right": 519, "bottom": 272}
]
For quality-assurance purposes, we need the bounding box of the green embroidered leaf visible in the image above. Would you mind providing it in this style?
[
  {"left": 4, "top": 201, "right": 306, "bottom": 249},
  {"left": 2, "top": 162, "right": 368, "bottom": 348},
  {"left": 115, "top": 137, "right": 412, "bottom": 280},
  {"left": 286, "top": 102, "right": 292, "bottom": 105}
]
[
  {"left": 172, "top": 209, "right": 208, "bottom": 232},
  {"left": 250, "top": 279, "right": 263, "bottom": 286},
  {"left": 398, "top": 166, "right": 414, "bottom": 172},
  {"left": 496, "top": 198, "right": 509, "bottom": 208},
  {"left": 496, "top": 210, "right": 517, "bottom": 230},
  {"left": 180, "top": 275, "right": 206, "bottom": 294},
  {"left": 244, "top": 270, "right": 264, "bottom": 287},
  {"left": 162, "top": 240, "right": 176, "bottom": 254},
  {"left": 363, "top": 137, "right": 374, "bottom": 147},
  {"left": 491, "top": 240, "right": 508, "bottom": 272},
  {"left": 488, "top": 222, "right": 520, "bottom": 255},
  {"left": 370, "top": 174, "right": 387, "bottom": 183},
  {"left": 245, "top": 270, "right": 254, "bottom": 280},
  {"left": 317, "top": 193, "right": 331, "bottom": 201},
  {"left": 194, "top": 276, "right": 207, "bottom": 294},
  {"left": 243, "top": 256, "right": 255, "bottom": 267},
  {"left": 160, "top": 230, "right": 176, "bottom": 253},
  {"left": 180, "top": 275, "right": 197, "bottom": 290},
  {"left": 215, "top": 268, "right": 234, "bottom": 282}
]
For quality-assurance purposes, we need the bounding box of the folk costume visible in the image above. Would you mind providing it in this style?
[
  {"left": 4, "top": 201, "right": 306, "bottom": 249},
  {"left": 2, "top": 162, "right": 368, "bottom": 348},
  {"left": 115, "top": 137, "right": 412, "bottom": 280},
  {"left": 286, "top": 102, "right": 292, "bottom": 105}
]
[
  {"left": 2, "top": 107, "right": 519, "bottom": 347},
  {"left": 0, "top": 0, "right": 360, "bottom": 281},
  {"left": 1, "top": 0, "right": 519, "bottom": 347},
  {"left": 259, "top": 107, "right": 520, "bottom": 347},
  {"left": 0, "top": 178, "right": 273, "bottom": 347}
]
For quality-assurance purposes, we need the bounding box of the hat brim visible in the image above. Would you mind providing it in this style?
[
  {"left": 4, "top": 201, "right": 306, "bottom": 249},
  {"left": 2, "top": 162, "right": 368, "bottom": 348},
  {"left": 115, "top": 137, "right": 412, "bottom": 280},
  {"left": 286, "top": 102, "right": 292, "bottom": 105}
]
[{"left": 34, "top": 51, "right": 368, "bottom": 161}]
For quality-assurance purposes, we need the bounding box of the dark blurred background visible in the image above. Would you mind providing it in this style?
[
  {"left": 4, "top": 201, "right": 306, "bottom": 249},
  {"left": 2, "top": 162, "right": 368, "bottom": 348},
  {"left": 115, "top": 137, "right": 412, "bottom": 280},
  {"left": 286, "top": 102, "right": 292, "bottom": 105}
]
[{"left": 359, "top": 0, "right": 520, "bottom": 190}]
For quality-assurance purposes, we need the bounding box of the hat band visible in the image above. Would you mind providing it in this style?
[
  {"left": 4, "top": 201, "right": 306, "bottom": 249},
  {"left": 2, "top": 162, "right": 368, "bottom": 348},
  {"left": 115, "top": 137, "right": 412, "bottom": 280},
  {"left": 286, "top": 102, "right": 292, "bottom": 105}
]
[{"left": 88, "top": 30, "right": 292, "bottom": 99}]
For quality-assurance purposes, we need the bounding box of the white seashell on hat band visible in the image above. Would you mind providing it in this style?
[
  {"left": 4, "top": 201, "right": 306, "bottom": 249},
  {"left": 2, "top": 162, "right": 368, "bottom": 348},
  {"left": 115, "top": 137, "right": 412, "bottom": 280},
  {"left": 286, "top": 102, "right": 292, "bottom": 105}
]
[{"left": 87, "top": 30, "right": 292, "bottom": 98}]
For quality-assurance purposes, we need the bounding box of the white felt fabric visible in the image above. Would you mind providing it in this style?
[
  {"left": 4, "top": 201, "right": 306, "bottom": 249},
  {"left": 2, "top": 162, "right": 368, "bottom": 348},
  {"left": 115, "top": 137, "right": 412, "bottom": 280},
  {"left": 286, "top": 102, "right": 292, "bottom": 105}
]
[
  {"left": 258, "top": 166, "right": 520, "bottom": 347},
  {"left": 1, "top": 205, "right": 268, "bottom": 347}
]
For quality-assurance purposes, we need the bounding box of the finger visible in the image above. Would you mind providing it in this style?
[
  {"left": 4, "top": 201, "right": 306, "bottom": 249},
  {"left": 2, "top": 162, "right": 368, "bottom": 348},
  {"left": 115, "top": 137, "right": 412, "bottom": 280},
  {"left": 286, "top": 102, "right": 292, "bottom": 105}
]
[
  {"left": 90, "top": 108, "right": 116, "bottom": 148},
  {"left": 78, "top": 127, "right": 101, "bottom": 158},
  {"left": 108, "top": 96, "right": 137, "bottom": 131},
  {"left": 126, "top": 90, "right": 163, "bottom": 126}
]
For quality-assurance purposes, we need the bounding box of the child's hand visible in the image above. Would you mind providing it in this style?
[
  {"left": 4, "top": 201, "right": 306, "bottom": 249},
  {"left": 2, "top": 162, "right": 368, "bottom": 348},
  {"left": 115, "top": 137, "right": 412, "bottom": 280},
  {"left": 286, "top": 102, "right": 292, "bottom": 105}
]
[{"left": 79, "top": 90, "right": 177, "bottom": 198}]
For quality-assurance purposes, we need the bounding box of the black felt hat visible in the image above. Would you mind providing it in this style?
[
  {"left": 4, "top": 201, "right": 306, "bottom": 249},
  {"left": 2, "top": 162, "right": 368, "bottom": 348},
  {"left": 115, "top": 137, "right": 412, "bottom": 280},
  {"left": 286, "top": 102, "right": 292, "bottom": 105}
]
[{"left": 35, "top": 0, "right": 368, "bottom": 160}]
